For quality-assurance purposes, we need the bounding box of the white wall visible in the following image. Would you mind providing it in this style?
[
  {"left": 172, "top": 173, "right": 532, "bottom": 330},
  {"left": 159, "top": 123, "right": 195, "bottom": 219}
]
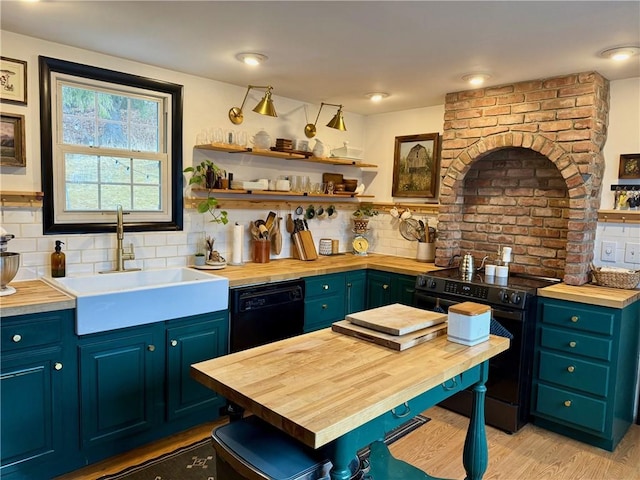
[{"left": 1, "top": 30, "right": 639, "bottom": 280}]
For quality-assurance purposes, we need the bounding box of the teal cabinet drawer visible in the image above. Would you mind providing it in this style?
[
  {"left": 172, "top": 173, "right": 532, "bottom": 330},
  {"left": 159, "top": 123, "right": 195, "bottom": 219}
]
[
  {"left": 1, "top": 313, "right": 63, "bottom": 353},
  {"left": 304, "top": 296, "right": 344, "bottom": 332},
  {"left": 536, "top": 384, "right": 606, "bottom": 433},
  {"left": 541, "top": 303, "right": 614, "bottom": 336},
  {"left": 540, "top": 327, "right": 612, "bottom": 362},
  {"left": 539, "top": 351, "right": 609, "bottom": 397},
  {"left": 305, "top": 274, "right": 345, "bottom": 299}
]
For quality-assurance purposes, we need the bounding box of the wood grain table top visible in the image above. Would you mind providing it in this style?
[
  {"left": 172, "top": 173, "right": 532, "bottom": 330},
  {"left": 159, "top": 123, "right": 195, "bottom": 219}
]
[
  {"left": 538, "top": 282, "right": 640, "bottom": 308},
  {"left": 191, "top": 329, "right": 510, "bottom": 449}
]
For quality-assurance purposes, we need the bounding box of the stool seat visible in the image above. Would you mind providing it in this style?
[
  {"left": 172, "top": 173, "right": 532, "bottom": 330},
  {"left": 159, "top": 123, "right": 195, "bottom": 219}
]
[{"left": 212, "top": 415, "right": 333, "bottom": 480}]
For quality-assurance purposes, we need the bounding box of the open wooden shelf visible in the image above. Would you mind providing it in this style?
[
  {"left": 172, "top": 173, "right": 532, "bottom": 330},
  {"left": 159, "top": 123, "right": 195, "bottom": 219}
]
[
  {"left": 194, "top": 143, "right": 377, "bottom": 168},
  {"left": 0, "top": 190, "right": 44, "bottom": 207},
  {"left": 598, "top": 210, "right": 640, "bottom": 224}
]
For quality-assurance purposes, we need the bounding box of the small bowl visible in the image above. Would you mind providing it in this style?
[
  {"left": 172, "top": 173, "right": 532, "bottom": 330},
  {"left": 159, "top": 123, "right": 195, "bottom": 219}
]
[
  {"left": 343, "top": 179, "right": 358, "bottom": 192},
  {"left": 1, "top": 252, "right": 20, "bottom": 290},
  {"left": 334, "top": 183, "right": 346, "bottom": 192}
]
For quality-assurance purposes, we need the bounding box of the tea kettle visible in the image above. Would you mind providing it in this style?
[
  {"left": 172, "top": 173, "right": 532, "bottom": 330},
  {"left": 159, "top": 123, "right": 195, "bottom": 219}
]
[{"left": 459, "top": 253, "right": 475, "bottom": 276}]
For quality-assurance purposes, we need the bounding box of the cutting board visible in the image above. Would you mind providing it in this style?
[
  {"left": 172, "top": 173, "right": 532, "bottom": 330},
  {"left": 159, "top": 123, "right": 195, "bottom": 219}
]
[
  {"left": 332, "top": 320, "right": 447, "bottom": 351},
  {"left": 346, "top": 303, "right": 447, "bottom": 336}
]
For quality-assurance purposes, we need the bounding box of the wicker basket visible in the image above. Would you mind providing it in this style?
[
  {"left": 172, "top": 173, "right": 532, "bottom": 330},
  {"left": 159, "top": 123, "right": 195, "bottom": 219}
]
[{"left": 591, "top": 265, "right": 640, "bottom": 289}]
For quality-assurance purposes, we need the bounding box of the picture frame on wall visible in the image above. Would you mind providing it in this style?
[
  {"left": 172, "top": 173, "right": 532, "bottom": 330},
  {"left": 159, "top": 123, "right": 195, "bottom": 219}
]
[
  {"left": 618, "top": 153, "right": 640, "bottom": 179},
  {"left": 392, "top": 132, "right": 441, "bottom": 198},
  {"left": 0, "top": 113, "right": 26, "bottom": 167},
  {"left": 0, "top": 57, "right": 27, "bottom": 105}
]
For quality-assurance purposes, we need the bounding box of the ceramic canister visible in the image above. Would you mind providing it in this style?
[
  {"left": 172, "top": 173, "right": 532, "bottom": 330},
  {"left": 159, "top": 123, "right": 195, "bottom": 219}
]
[{"left": 319, "top": 238, "right": 332, "bottom": 256}]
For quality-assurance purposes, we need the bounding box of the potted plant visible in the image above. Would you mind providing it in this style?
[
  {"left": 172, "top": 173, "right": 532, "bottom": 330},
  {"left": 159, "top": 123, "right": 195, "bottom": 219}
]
[
  {"left": 184, "top": 160, "right": 229, "bottom": 225},
  {"left": 352, "top": 203, "right": 378, "bottom": 233}
]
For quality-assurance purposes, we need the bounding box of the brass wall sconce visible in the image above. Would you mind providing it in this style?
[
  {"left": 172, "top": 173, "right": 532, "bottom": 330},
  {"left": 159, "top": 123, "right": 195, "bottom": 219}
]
[
  {"left": 228, "top": 85, "right": 277, "bottom": 125},
  {"left": 304, "top": 102, "right": 347, "bottom": 138}
]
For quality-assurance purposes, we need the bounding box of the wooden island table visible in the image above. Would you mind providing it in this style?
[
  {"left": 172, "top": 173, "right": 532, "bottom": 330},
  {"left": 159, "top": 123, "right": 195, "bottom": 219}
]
[{"left": 191, "top": 329, "right": 510, "bottom": 480}]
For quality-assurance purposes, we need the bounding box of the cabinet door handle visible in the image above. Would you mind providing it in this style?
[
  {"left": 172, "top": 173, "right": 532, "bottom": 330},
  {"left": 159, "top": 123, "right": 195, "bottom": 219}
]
[
  {"left": 346, "top": 282, "right": 352, "bottom": 288},
  {"left": 12, "top": 334, "right": 22, "bottom": 343},
  {"left": 170, "top": 340, "right": 178, "bottom": 347},
  {"left": 54, "top": 362, "right": 63, "bottom": 371},
  {"left": 570, "top": 315, "right": 579, "bottom": 323},
  {"left": 567, "top": 365, "right": 575, "bottom": 373},
  {"left": 322, "top": 284, "right": 329, "bottom": 290},
  {"left": 569, "top": 341, "right": 577, "bottom": 348},
  {"left": 147, "top": 344, "right": 156, "bottom": 352},
  {"left": 382, "top": 284, "right": 389, "bottom": 290},
  {"left": 322, "top": 304, "right": 328, "bottom": 310},
  {"left": 564, "top": 400, "right": 572, "bottom": 407}
]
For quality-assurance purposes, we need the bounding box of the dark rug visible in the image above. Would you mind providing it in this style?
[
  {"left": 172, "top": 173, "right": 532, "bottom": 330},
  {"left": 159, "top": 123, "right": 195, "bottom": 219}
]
[{"left": 98, "top": 414, "right": 430, "bottom": 480}]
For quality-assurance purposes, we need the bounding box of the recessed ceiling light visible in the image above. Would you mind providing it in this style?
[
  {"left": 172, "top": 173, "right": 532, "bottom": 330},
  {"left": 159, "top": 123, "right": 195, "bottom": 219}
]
[
  {"left": 365, "top": 92, "right": 390, "bottom": 102},
  {"left": 600, "top": 46, "right": 640, "bottom": 61},
  {"left": 235, "top": 52, "right": 268, "bottom": 66},
  {"left": 462, "top": 73, "right": 491, "bottom": 86}
]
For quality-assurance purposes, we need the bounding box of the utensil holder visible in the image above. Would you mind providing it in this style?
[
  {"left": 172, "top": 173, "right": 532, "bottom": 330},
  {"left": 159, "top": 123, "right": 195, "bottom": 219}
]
[
  {"left": 253, "top": 240, "right": 270, "bottom": 263},
  {"left": 416, "top": 242, "right": 434, "bottom": 262}
]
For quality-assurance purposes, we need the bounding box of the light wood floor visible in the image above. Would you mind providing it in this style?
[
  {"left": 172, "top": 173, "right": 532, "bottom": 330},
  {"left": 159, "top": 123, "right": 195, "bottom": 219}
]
[{"left": 57, "top": 407, "right": 639, "bottom": 480}]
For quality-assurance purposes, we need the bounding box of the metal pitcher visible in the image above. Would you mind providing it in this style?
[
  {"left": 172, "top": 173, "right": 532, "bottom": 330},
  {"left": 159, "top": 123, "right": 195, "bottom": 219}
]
[{"left": 459, "top": 253, "right": 475, "bottom": 277}]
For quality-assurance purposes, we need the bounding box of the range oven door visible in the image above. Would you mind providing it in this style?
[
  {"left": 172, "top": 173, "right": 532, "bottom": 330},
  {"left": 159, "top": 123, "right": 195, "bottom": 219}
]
[{"left": 414, "top": 290, "right": 533, "bottom": 433}]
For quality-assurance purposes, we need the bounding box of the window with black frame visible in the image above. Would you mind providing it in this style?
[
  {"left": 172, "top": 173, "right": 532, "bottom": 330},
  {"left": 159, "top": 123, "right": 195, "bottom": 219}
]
[{"left": 39, "top": 56, "right": 184, "bottom": 234}]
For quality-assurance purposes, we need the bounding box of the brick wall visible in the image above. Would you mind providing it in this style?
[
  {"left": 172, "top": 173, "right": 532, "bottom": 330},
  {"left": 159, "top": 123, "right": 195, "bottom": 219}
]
[{"left": 437, "top": 72, "right": 610, "bottom": 285}]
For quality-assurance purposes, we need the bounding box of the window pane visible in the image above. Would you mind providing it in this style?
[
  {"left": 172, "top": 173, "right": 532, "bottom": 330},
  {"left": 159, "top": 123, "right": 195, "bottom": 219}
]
[
  {"left": 132, "top": 159, "right": 160, "bottom": 184},
  {"left": 62, "top": 85, "right": 97, "bottom": 146},
  {"left": 101, "top": 184, "right": 132, "bottom": 210},
  {"left": 100, "top": 157, "right": 132, "bottom": 184},
  {"left": 66, "top": 183, "right": 99, "bottom": 211},
  {"left": 133, "top": 185, "right": 161, "bottom": 210},
  {"left": 65, "top": 154, "right": 98, "bottom": 183}
]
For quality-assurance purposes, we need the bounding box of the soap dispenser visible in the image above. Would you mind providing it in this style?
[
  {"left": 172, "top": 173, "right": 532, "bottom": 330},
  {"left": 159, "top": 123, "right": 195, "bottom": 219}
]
[{"left": 51, "top": 241, "right": 66, "bottom": 278}]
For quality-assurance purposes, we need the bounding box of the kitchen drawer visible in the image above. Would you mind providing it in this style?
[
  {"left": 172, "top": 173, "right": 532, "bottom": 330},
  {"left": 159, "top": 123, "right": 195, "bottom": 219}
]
[
  {"left": 305, "top": 274, "right": 345, "bottom": 299},
  {"left": 304, "top": 296, "right": 344, "bottom": 332},
  {"left": 538, "top": 351, "right": 609, "bottom": 397},
  {"left": 1, "top": 313, "right": 64, "bottom": 353},
  {"left": 535, "top": 383, "right": 606, "bottom": 434},
  {"left": 540, "top": 327, "right": 612, "bottom": 362},
  {"left": 541, "top": 303, "right": 614, "bottom": 336}
]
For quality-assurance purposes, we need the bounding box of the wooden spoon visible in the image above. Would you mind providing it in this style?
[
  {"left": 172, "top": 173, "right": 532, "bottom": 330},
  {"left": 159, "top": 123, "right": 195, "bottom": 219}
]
[
  {"left": 272, "top": 217, "right": 283, "bottom": 255},
  {"left": 286, "top": 213, "right": 294, "bottom": 233}
]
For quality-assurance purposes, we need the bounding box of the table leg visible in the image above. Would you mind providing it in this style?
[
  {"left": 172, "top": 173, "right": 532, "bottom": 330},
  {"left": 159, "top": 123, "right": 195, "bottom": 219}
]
[
  {"left": 328, "top": 434, "right": 357, "bottom": 480},
  {"left": 462, "top": 380, "right": 488, "bottom": 480}
]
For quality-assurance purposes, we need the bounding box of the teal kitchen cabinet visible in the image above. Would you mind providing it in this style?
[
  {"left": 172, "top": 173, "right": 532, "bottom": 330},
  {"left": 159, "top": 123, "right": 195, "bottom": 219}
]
[
  {"left": 367, "top": 271, "right": 416, "bottom": 308},
  {"left": 531, "top": 297, "right": 640, "bottom": 451},
  {"left": 79, "top": 311, "right": 228, "bottom": 463},
  {"left": 166, "top": 311, "right": 228, "bottom": 421},
  {"left": 304, "top": 273, "right": 347, "bottom": 332},
  {"left": 345, "top": 270, "right": 367, "bottom": 315},
  {"left": 0, "top": 309, "right": 78, "bottom": 480}
]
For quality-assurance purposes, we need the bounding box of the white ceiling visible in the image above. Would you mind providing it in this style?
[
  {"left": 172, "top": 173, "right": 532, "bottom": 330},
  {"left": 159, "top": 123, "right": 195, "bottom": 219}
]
[{"left": 1, "top": 1, "right": 639, "bottom": 116}]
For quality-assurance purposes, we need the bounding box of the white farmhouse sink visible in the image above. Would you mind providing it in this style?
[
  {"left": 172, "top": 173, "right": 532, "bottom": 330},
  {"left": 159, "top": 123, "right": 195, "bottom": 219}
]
[{"left": 43, "top": 267, "right": 229, "bottom": 335}]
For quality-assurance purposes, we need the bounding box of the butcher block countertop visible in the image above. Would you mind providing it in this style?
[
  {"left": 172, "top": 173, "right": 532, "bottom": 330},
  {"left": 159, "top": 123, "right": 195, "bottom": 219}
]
[
  {"left": 539, "top": 282, "right": 640, "bottom": 309},
  {"left": 0, "top": 280, "right": 75, "bottom": 317},
  {"left": 218, "top": 253, "right": 440, "bottom": 287}
]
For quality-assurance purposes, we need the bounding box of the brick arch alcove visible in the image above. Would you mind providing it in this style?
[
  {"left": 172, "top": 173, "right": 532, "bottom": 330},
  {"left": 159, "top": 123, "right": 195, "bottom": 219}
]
[{"left": 436, "top": 72, "right": 609, "bottom": 285}]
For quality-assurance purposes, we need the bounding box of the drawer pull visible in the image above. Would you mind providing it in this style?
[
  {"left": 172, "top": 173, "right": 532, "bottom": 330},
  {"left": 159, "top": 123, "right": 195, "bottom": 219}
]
[
  {"left": 170, "top": 340, "right": 178, "bottom": 347},
  {"left": 382, "top": 284, "right": 389, "bottom": 290},
  {"left": 567, "top": 365, "right": 575, "bottom": 373},
  {"left": 570, "top": 315, "right": 579, "bottom": 323},
  {"left": 147, "top": 344, "right": 156, "bottom": 352},
  {"left": 322, "top": 304, "right": 328, "bottom": 310},
  {"left": 564, "top": 400, "right": 572, "bottom": 407},
  {"left": 322, "top": 284, "right": 329, "bottom": 290},
  {"left": 569, "top": 341, "right": 577, "bottom": 348},
  {"left": 391, "top": 402, "right": 411, "bottom": 418},
  {"left": 442, "top": 377, "right": 458, "bottom": 391},
  {"left": 54, "top": 362, "right": 63, "bottom": 371},
  {"left": 12, "top": 334, "right": 22, "bottom": 343}
]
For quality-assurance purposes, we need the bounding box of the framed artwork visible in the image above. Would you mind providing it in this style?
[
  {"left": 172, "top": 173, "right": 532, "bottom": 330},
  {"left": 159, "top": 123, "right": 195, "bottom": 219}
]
[
  {"left": 618, "top": 153, "right": 640, "bottom": 179},
  {"left": 0, "top": 57, "right": 27, "bottom": 105},
  {"left": 392, "top": 132, "right": 441, "bottom": 198},
  {"left": 0, "top": 113, "right": 26, "bottom": 167}
]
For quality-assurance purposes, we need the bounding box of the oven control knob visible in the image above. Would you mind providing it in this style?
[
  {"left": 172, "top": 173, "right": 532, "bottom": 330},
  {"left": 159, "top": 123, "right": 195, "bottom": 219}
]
[
  {"left": 501, "top": 291, "right": 510, "bottom": 303},
  {"left": 510, "top": 293, "right": 522, "bottom": 304},
  {"left": 428, "top": 279, "right": 437, "bottom": 289},
  {"left": 416, "top": 276, "right": 426, "bottom": 287}
]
